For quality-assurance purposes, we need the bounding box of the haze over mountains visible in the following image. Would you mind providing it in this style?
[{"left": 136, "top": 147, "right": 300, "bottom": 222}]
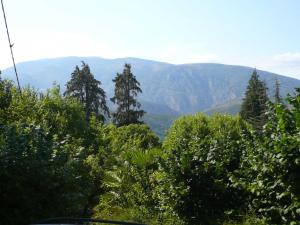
[{"left": 2, "top": 56, "right": 300, "bottom": 115}]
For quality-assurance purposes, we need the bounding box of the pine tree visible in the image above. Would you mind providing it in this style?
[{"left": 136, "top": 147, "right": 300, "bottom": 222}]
[
  {"left": 240, "top": 69, "right": 269, "bottom": 130},
  {"left": 274, "top": 78, "right": 283, "bottom": 104},
  {"left": 111, "top": 64, "right": 145, "bottom": 126},
  {"left": 64, "top": 61, "right": 109, "bottom": 122}
]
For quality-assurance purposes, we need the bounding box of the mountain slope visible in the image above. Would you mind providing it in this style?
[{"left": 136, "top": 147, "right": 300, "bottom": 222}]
[
  {"left": 203, "top": 100, "right": 241, "bottom": 116},
  {"left": 143, "top": 113, "right": 178, "bottom": 139},
  {"left": 2, "top": 56, "right": 300, "bottom": 114}
]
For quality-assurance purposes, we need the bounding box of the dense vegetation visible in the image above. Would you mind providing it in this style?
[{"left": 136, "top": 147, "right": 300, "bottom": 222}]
[{"left": 0, "top": 65, "right": 300, "bottom": 225}]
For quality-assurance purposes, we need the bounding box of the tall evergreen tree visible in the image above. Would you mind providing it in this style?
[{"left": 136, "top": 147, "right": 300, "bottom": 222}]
[
  {"left": 64, "top": 62, "right": 109, "bottom": 122},
  {"left": 274, "top": 78, "right": 283, "bottom": 104},
  {"left": 240, "top": 69, "right": 269, "bottom": 130},
  {"left": 111, "top": 64, "right": 145, "bottom": 126}
]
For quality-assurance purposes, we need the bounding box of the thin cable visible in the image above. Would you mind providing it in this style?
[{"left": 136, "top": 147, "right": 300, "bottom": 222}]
[{"left": 1, "top": 0, "right": 21, "bottom": 93}]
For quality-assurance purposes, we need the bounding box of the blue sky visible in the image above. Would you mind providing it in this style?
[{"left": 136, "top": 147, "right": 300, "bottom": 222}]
[{"left": 1, "top": 0, "right": 300, "bottom": 78}]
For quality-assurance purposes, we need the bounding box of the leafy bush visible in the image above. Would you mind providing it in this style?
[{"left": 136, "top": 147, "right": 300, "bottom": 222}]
[
  {"left": 0, "top": 84, "right": 108, "bottom": 224},
  {"left": 235, "top": 89, "right": 300, "bottom": 224},
  {"left": 93, "top": 124, "right": 164, "bottom": 224},
  {"left": 157, "top": 113, "right": 250, "bottom": 224}
]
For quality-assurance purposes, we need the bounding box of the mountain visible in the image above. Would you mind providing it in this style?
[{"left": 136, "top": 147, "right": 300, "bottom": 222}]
[
  {"left": 143, "top": 113, "right": 178, "bottom": 139},
  {"left": 2, "top": 56, "right": 300, "bottom": 115},
  {"left": 203, "top": 100, "right": 241, "bottom": 116}
]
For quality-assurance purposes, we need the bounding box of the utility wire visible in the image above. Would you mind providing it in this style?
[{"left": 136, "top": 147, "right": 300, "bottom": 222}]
[{"left": 1, "top": 0, "right": 21, "bottom": 93}]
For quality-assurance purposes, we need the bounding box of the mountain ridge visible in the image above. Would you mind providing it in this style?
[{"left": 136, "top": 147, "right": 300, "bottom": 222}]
[{"left": 2, "top": 56, "right": 300, "bottom": 115}]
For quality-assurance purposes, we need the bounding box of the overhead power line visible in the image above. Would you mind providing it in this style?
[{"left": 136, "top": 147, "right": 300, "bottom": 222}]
[{"left": 1, "top": 0, "right": 21, "bottom": 92}]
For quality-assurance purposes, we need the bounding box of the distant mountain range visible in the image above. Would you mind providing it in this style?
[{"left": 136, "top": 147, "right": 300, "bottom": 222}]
[{"left": 2, "top": 56, "right": 300, "bottom": 116}]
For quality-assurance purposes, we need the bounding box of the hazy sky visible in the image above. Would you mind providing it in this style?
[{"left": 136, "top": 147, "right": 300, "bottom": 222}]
[{"left": 1, "top": 0, "right": 300, "bottom": 78}]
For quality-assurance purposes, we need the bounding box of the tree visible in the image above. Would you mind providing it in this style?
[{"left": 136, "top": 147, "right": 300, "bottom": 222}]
[
  {"left": 64, "top": 62, "right": 109, "bottom": 122},
  {"left": 240, "top": 69, "right": 269, "bottom": 130},
  {"left": 274, "top": 78, "right": 283, "bottom": 104},
  {"left": 0, "top": 76, "right": 13, "bottom": 111},
  {"left": 158, "top": 113, "right": 250, "bottom": 225},
  {"left": 110, "top": 64, "right": 145, "bottom": 126}
]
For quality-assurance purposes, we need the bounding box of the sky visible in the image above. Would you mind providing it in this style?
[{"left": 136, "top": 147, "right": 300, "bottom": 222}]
[{"left": 1, "top": 0, "right": 300, "bottom": 78}]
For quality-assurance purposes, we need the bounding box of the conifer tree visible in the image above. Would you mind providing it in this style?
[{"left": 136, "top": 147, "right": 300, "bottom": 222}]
[
  {"left": 64, "top": 62, "right": 109, "bottom": 122},
  {"left": 111, "top": 64, "right": 145, "bottom": 126},
  {"left": 274, "top": 78, "right": 283, "bottom": 104},
  {"left": 240, "top": 69, "right": 269, "bottom": 130}
]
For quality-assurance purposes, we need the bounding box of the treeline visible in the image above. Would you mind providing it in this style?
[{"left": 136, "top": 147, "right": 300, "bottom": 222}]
[{"left": 0, "top": 65, "right": 299, "bottom": 225}]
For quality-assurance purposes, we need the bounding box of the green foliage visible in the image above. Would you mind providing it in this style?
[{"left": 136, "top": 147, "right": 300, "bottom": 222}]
[
  {"left": 223, "top": 214, "right": 268, "bottom": 225},
  {"left": 0, "top": 77, "right": 13, "bottom": 111},
  {"left": 157, "top": 113, "right": 250, "bottom": 225},
  {"left": 234, "top": 89, "right": 300, "bottom": 224},
  {"left": 111, "top": 64, "right": 145, "bottom": 126},
  {"left": 108, "top": 124, "right": 160, "bottom": 151},
  {"left": 3, "top": 65, "right": 300, "bottom": 225},
  {"left": 0, "top": 84, "right": 109, "bottom": 224},
  {"left": 240, "top": 69, "right": 269, "bottom": 131},
  {"left": 93, "top": 124, "right": 165, "bottom": 224},
  {"left": 0, "top": 122, "right": 88, "bottom": 224},
  {"left": 92, "top": 125, "right": 183, "bottom": 225},
  {"left": 3, "top": 85, "right": 88, "bottom": 138},
  {"left": 64, "top": 62, "right": 109, "bottom": 122}
]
